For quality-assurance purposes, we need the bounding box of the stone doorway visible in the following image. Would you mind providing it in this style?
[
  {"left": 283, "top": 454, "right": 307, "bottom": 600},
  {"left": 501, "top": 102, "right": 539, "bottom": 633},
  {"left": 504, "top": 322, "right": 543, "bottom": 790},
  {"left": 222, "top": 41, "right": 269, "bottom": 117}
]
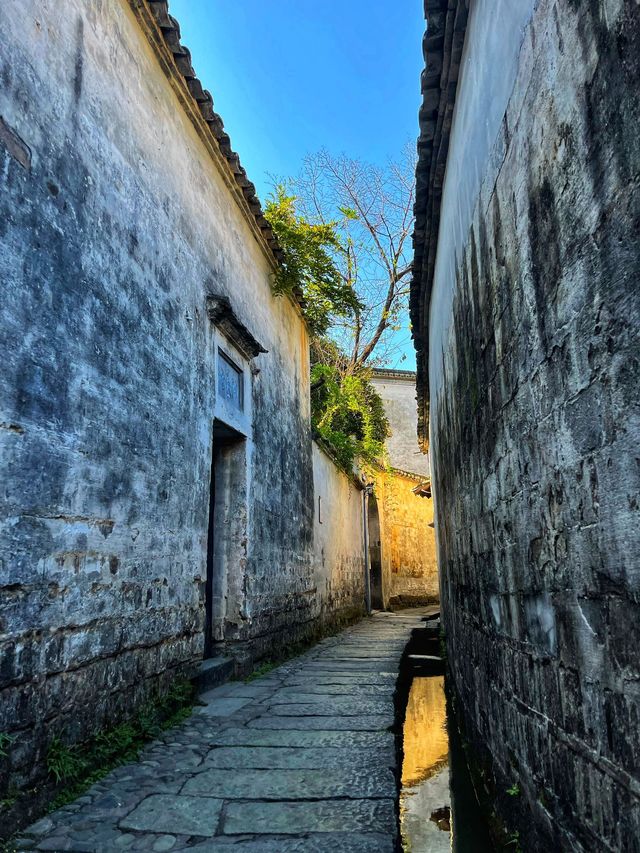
[
  {"left": 204, "top": 419, "right": 246, "bottom": 658},
  {"left": 368, "top": 493, "right": 384, "bottom": 609}
]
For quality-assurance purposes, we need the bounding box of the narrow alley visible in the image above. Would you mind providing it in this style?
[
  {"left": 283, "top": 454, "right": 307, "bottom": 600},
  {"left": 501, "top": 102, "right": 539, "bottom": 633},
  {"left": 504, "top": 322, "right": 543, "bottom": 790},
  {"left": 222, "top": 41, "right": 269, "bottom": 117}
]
[
  {"left": 15, "top": 612, "right": 429, "bottom": 852},
  {"left": 1, "top": 0, "right": 639, "bottom": 850}
]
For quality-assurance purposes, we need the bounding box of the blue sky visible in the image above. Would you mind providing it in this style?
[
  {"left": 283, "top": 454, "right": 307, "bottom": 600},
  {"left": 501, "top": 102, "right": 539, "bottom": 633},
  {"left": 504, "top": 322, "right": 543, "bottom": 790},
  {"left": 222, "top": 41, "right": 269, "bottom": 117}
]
[{"left": 169, "top": 0, "right": 424, "bottom": 368}]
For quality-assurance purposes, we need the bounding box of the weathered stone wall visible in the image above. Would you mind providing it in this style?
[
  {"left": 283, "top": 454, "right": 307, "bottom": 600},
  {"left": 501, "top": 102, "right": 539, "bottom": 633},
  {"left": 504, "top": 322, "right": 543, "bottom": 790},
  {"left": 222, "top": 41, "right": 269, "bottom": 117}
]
[
  {"left": 0, "top": 0, "right": 364, "bottom": 804},
  {"left": 373, "top": 470, "right": 438, "bottom": 607},
  {"left": 423, "top": 0, "right": 640, "bottom": 849},
  {"left": 312, "top": 443, "right": 366, "bottom": 627}
]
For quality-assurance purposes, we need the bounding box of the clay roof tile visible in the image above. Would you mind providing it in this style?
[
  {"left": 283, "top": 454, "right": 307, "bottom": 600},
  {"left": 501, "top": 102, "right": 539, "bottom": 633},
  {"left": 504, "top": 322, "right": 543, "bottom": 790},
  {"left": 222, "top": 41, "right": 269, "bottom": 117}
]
[{"left": 142, "top": 0, "right": 283, "bottom": 270}]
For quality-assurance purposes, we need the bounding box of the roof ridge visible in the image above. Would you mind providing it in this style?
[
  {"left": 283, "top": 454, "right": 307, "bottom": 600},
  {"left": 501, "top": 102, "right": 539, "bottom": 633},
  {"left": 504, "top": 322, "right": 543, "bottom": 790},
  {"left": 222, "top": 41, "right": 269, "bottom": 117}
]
[{"left": 371, "top": 368, "right": 417, "bottom": 379}]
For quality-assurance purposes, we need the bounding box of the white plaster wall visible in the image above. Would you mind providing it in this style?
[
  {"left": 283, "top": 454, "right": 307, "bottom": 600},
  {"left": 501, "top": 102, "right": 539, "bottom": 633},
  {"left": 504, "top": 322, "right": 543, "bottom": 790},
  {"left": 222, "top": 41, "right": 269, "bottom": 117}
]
[
  {"left": 0, "top": 0, "right": 320, "bottom": 781},
  {"left": 370, "top": 375, "right": 430, "bottom": 476},
  {"left": 424, "top": 0, "right": 640, "bottom": 847},
  {"left": 312, "top": 444, "right": 366, "bottom": 620},
  {"left": 0, "top": 0, "right": 310, "bottom": 612},
  {"left": 428, "top": 0, "right": 538, "bottom": 458},
  {"left": 427, "top": 0, "right": 539, "bottom": 565}
]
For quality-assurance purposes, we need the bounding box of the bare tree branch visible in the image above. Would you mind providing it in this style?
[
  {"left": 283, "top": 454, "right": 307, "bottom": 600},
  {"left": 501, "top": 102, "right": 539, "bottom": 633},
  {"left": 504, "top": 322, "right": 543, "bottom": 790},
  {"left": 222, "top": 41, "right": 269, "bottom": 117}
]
[{"left": 290, "top": 144, "right": 416, "bottom": 372}]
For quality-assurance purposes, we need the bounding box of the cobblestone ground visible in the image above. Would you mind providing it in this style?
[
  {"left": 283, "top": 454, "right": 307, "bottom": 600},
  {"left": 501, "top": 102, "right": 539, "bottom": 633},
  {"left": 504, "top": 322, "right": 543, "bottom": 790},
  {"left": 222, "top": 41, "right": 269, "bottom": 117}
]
[{"left": 16, "top": 610, "right": 429, "bottom": 852}]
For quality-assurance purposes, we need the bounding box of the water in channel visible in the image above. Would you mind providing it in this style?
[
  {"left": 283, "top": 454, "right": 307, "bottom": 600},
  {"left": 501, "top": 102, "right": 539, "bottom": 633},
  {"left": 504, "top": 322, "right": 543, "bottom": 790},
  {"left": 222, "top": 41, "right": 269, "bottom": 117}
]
[{"left": 400, "top": 670, "right": 495, "bottom": 852}]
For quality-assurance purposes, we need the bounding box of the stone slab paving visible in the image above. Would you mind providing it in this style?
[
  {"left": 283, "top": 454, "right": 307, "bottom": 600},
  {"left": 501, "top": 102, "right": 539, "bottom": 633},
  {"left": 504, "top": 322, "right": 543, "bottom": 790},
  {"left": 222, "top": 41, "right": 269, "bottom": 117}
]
[{"left": 16, "top": 610, "right": 429, "bottom": 852}]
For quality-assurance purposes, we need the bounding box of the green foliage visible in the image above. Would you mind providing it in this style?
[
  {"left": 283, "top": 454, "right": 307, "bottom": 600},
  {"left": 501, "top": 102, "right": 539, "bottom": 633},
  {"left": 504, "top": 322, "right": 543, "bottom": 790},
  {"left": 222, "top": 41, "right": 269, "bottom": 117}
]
[
  {"left": 311, "top": 362, "right": 389, "bottom": 471},
  {"left": 264, "top": 186, "right": 361, "bottom": 335},
  {"left": 506, "top": 783, "right": 521, "bottom": 797},
  {"left": 506, "top": 830, "right": 522, "bottom": 853},
  {"left": 0, "top": 785, "right": 19, "bottom": 812},
  {"left": 265, "top": 186, "right": 390, "bottom": 472},
  {"left": 337, "top": 205, "right": 358, "bottom": 221},
  {"left": 47, "top": 738, "right": 86, "bottom": 784},
  {"left": 0, "top": 733, "right": 15, "bottom": 759},
  {"left": 44, "top": 678, "right": 195, "bottom": 810},
  {"left": 245, "top": 660, "right": 278, "bottom": 683}
]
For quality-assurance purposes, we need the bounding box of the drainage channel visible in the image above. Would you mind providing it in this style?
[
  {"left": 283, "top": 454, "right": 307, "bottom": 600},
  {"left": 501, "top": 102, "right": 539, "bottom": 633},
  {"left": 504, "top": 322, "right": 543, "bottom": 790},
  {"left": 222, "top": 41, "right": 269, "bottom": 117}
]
[{"left": 395, "top": 614, "right": 495, "bottom": 853}]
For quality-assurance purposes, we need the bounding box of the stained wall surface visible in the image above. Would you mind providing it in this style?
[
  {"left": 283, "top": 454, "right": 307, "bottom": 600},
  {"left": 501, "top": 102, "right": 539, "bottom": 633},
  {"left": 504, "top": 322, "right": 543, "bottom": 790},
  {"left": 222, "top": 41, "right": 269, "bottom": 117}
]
[
  {"left": 369, "top": 371, "right": 437, "bottom": 606},
  {"left": 374, "top": 470, "right": 438, "bottom": 607},
  {"left": 422, "top": 0, "right": 640, "bottom": 849},
  {"left": 312, "top": 443, "right": 366, "bottom": 626},
  {"left": 0, "top": 0, "right": 364, "bottom": 803}
]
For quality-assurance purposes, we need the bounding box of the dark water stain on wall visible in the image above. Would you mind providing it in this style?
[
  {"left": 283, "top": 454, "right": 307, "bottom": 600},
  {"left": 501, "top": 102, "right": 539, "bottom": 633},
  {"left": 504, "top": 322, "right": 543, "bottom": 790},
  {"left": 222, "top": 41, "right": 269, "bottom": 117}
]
[
  {"left": 432, "top": 1, "right": 640, "bottom": 850},
  {"left": 73, "top": 17, "right": 84, "bottom": 103},
  {"left": 0, "top": 0, "right": 365, "bottom": 825}
]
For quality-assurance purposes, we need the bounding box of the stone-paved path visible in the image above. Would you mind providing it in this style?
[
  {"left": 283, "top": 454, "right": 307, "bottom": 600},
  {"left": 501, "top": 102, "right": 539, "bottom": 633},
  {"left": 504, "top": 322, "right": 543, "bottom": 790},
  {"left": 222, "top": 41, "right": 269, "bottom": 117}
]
[{"left": 16, "top": 610, "right": 429, "bottom": 853}]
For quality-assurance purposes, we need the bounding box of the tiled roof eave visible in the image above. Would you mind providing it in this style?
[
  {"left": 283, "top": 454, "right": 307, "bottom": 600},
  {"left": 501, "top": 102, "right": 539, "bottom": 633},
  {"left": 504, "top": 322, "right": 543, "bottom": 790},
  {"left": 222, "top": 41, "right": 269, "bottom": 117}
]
[
  {"left": 409, "top": 0, "right": 469, "bottom": 450},
  {"left": 370, "top": 460, "right": 432, "bottom": 485},
  {"left": 128, "top": 1, "right": 288, "bottom": 275},
  {"left": 371, "top": 368, "right": 417, "bottom": 381}
]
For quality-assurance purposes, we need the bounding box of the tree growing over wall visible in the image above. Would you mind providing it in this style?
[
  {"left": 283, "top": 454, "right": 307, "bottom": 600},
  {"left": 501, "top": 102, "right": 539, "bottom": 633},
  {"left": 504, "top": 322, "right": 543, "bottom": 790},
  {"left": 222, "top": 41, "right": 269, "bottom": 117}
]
[
  {"left": 264, "top": 186, "right": 361, "bottom": 336},
  {"left": 309, "top": 341, "right": 389, "bottom": 471},
  {"left": 264, "top": 147, "right": 415, "bottom": 471},
  {"left": 295, "top": 146, "right": 416, "bottom": 368}
]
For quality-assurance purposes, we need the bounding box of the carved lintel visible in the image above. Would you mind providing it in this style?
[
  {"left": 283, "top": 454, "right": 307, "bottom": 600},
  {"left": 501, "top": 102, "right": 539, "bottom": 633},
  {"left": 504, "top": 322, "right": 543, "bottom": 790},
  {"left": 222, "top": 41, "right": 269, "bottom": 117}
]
[{"left": 206, "top": 294, "right": 267, "bottom": 360}]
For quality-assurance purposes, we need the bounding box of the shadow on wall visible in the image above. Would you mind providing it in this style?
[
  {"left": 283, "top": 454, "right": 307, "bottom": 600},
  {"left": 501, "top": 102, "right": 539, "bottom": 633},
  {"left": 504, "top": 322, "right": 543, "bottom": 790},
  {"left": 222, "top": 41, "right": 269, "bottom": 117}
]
[{"left": 368, "top": 493, "right": 384, "bottom": 609}]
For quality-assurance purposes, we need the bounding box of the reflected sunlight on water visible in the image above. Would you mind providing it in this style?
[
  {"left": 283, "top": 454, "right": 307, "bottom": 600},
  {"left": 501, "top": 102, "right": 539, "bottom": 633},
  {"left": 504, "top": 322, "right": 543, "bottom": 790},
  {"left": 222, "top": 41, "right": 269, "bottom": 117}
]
[
  {"left": 402, "top": 675, "right": 449, "bottom": 786},
  {"left": 401, "top": 675, "right": 451, "bottom": 852}
]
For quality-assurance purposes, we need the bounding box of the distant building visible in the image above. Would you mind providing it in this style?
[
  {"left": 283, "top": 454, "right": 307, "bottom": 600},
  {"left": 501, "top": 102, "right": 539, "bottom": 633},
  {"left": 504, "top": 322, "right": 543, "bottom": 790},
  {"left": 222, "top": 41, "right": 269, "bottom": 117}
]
[
  {"left": 367, "top": 369, "right": 438, "bottom": 608},
  {"left": 371, "top": 369, "right": 431, "bottom": 477}
]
